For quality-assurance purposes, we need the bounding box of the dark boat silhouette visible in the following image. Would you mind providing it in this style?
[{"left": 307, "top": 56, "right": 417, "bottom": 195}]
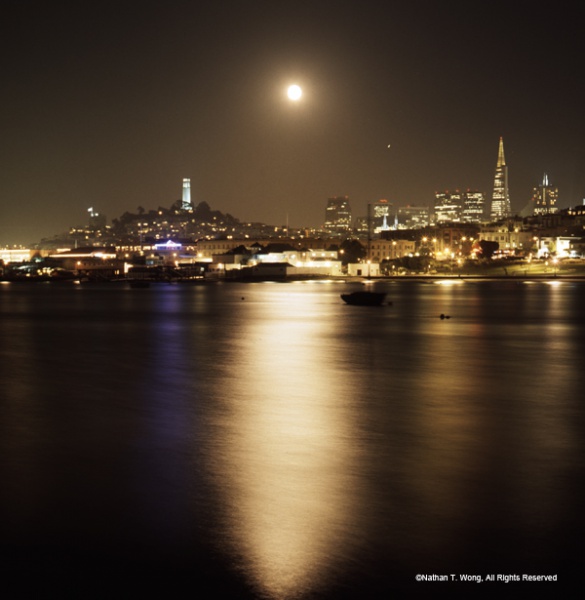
[{"left": 340, "top": 291, "right": 387, "bottom": 306}]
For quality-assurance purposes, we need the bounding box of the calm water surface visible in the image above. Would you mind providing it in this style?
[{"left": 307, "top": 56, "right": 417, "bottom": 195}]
[{"left": 1, "top": 280, "right": 583, "bottom": 597}]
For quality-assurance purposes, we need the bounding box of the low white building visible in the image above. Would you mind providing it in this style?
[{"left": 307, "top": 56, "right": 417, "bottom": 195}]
[
  {"left": 0, "top": 247, "right": 32, "bottom": 263},
  {"left": 212, "top": 248, "right": 343, "bottom": 277},
  {"left": 537, "top": 236, "right": 579, "bottom": 258},
  {"left": 347, "top": 262, "right": 380, "bottom": 277}
]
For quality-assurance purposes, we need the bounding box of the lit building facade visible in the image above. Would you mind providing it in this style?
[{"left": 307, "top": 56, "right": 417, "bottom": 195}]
[
  {"left": 324, "top": 196, "right": 352, "bottom": 233},
  {"left": 369, "top": 238, "right": 416, "bottom": 262},
  {"left": 397, "top": 206, "right": 430, "bottom": 229},
  {"left": 434, "top": 190, "right": 484, "bottom": 224},
  {"left": 490, "top": 137, "right": 511, "bottom": 220},
  {"left": 372, "top": 199, "right": 392, "bottom": 232},
  {"left": 532, "top": 174, "right": 558, "bottom": 215},
  {"left": 0, "top": 247, "right": 32, "bottom": 263},
  {"left": 195, "top": 237, "right": 331, "bottom": 260},
  {"left": 182, "top": 178, "right": 192, "bottom": 211},
  {"left": 435, "top": 191, "right": 462, "bottom": 223},
  {"left": 462, "top": 190, "right": 485, "bottom": 222},
  {"left": 536, "top": 236, "right": 575, "bottom": 258},
  {"left": 478, "top": 224, "right": 534, "bottom": 255}
]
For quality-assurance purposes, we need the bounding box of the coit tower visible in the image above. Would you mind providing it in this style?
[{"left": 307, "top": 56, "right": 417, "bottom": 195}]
[{"left": 182, "top": 178, "right": 192, "bottom": 211}]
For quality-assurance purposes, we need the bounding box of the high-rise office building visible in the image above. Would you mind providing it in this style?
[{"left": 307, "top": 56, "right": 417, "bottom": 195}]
[
  {"left": 532, "top": 174, "right": 558, "bottom": 215},
  {"left": 490, "top": 137, "right": 511, "bottom": 220},
  {"left": 372, "top": 199, "right": 392, "bottom": 232},
  {"left": 324, "top": 196, "right": 352, "bottom": 233},
  {"left": 462, "top": 190, "right": 485, "bottom": 222},
  {"left": 182, "top": 178, "right": 192, "bottom": 211},
  {"left": 434, "top": 190, "right": 485, "bottom": 224},
  {"left": 397, "top": 206, "right": 430, "bottom": 229},
  {"left": 435, "top": 191, "right": 462, "bottom": 223}
]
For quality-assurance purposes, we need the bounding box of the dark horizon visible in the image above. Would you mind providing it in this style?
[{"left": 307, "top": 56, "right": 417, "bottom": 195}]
[{"left": 2, "top": 1, "right": 584, "bottom": 245}]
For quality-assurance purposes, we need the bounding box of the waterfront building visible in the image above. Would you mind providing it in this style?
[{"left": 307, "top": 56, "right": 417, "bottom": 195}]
[
  {"left": 195, "top": 237, "right": 332, "bottom": 260},
  {"left": 147, "top": 239, "right": 200, "bottom": 266},
  {"left": 478, "top": 224, "right": 534, "bottom": 255},
  {"left": 490, "top": 137, "right": 511, "bottom": 220},
  {"left": 210, "top": 247, "right": 343, "bottom": 278},
  {"left": 182, "top": 178, "right": 192, "bottom": 211},
  {"left": 536, "top": 236, "right": 579, "bottom": 258},
  {"left": 47, "top": 247, "right": 124, "bottom": 277},
  {"left": 0, "top": 247, "right": 32, "bottom": 263},
  {"left": 369, "top": 239, "right": 416, "bottom": 262},
  {"left": 324, "top": 196, "right": 352, "bottom": 233},
  {"left": 532, "top": 174, "right": 558, "bottom": 215},
  {"left": 347, "top": 262, "right": 380, "bottom": 277}
]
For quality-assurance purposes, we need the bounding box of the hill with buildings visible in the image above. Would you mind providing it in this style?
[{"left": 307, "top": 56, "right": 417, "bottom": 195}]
[{"left": 35, "top": 199, "right": 292, "bottom": 251}]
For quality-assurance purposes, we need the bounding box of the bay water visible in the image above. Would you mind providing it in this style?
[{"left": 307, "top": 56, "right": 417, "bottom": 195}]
[{"left": 1, "top": 280, "right": 583, "bottom": 597}]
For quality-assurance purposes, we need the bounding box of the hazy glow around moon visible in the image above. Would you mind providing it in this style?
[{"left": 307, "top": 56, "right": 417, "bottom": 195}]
[{"left": 287, "top": 84, "right": 302, "bottom": 101}]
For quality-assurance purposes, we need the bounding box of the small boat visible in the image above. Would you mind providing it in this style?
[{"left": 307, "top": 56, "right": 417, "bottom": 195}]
[{"left": 341, "top": 291, "right": 387, "bottom": 306}]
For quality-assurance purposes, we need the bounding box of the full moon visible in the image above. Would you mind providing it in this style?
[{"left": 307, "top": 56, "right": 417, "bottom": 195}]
[{"left": 287, "top": 84, "right": 302, "bottom": 101}]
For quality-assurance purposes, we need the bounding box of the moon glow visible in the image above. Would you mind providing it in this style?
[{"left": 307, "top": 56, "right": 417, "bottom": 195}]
[{"left": 287, "top": 84, "right": 302, "bottom": 101}]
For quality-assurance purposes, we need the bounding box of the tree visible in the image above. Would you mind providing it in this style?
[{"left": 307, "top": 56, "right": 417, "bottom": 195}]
[
  {"left": 475, "top": 240, "right": 499, "bottom": 260},
  {"left": 194, "top": 201, "right": 212, "bottom": 219},
  {"left": 340, "top": 239, "right": 366, "bottom": 265},
  {"left": 227, "top": 245, "right": 250, "bottom": 255}
]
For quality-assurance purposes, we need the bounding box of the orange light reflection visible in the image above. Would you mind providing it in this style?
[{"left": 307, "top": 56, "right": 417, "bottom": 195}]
[{"left": 207, "top": 290, "right": 361, "bottom": 599}]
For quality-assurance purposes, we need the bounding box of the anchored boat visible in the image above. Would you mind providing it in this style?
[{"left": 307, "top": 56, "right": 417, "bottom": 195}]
[{"left": 340, "top": 291, "right": 387, "bottom": 306}]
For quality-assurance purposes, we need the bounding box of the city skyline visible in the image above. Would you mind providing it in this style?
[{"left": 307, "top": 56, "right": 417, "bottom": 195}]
[{"left": 1, "top": 1, "right": 583, "bottom": 245}]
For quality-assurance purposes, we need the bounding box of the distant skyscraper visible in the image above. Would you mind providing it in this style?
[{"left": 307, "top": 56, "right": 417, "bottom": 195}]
[
  {"left": 434, "top": 191, "right": 462, "bottom": 223},
  {"left": 490, "top": 137, "right": 511, "bottom": 220},
  {"left": 532, "top": 173, "right": 558, "bottom": 215},
  {"left": 372, "top": 199, "right": 392, "bottom": 232},
  {"left": 182, "top": 178, "right": 192, "bottom": 211},
  {"left": 434, "top": 190, "right": 484, "bottom": 224},
  {"left": 397, "top": 205, "right": 430, "bottom": 229},
  {"left": 461, "top": 190, "right": 485, "bottom": 223},
  {"left": 324, "top": 196, "right": 352, "bottom": 233}
]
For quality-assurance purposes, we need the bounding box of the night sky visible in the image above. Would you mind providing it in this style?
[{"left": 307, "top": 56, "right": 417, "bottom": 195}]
[{"left": 1, "top": 0, "right": 583, "bottom": 245}]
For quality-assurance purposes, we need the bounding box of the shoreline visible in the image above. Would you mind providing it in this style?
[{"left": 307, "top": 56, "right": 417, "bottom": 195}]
[{"left": 3, "top": 273, "right": 585, "bottom": 284}]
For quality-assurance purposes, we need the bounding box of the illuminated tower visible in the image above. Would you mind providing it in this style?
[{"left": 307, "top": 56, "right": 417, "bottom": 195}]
[
  {"left": 532, "top": 174, "right": 558, "bottom": 215},
  {"left": 182, "top": 178, "right": 192, "bottom": 211},
  {"left": 490, "top": 137, "right": 511, "bottom": 220}
]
